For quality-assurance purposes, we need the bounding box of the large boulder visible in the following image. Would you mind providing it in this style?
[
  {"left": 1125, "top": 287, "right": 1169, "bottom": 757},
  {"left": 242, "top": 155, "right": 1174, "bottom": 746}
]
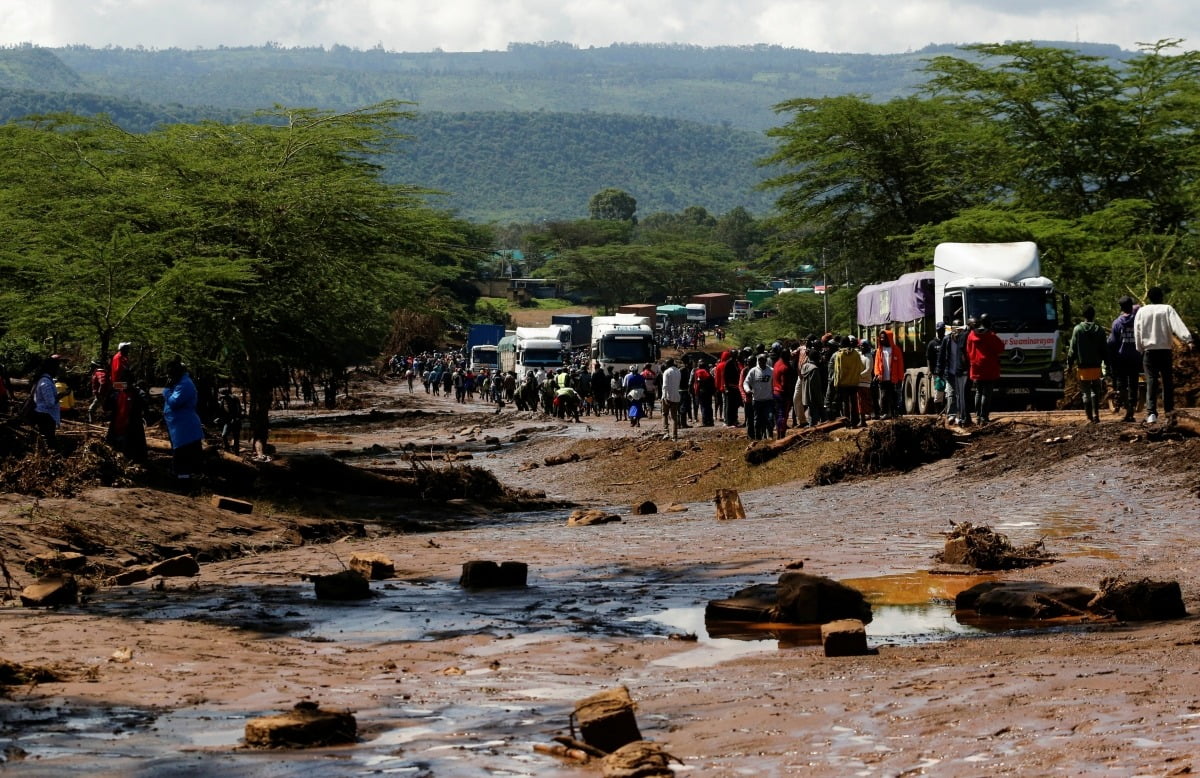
[
  {"left": 20, "top": 574, "right": 78, "bottom": 607},
  {"left": 705, "top": 573, "right": 873, "bottom": 625},
  {"left": 1089, "top": 577, "right": 1186, "bottom": 621},
  {"left": 956, "top": 581, "right": 1095, "bottom": 619},
  {"left": 244, "top": 701, "right": 356, "bottom": 747}
]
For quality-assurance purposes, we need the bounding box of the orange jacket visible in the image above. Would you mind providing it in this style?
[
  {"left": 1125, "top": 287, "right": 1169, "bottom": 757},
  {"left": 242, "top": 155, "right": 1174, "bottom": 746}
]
[{"left": 873, "top": 330, "right": 905, "bottom": 384}]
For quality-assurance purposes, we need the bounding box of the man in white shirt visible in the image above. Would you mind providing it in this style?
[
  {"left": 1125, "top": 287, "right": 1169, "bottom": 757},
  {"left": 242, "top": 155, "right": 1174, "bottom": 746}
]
[
  {"left": 1134, "top": 286, "right": 1193, "bottom": 423},
  {"left": 660, "top": 358, "right": 682, "bottom": 440},
  {"left": 741, "top": 353, "right": 775, "bottom": 440}
]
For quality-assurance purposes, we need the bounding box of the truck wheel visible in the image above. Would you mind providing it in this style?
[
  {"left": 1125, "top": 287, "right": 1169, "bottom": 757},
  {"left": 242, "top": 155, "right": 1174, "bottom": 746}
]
[
  {"left": 916, "top": 373, "right": 931, "bottom": 415},
  {"left": 903, "top": 373, "right": 918, "bottom": 415}
]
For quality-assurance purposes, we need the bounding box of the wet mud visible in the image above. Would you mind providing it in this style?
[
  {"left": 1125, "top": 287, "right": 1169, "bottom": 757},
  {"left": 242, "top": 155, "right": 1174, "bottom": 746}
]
[{"left": 4, "top": 379, "right": 1200, "bottom": 775}]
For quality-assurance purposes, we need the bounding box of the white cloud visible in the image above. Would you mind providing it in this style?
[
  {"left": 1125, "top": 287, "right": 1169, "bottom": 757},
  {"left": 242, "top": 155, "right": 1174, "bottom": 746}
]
[{"left": 0, "top": 0, "right": 1194, "bottom": 54}]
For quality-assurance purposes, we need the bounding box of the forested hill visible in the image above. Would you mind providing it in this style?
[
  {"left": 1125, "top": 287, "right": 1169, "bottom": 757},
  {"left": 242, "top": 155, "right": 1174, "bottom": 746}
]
[
  {"left": 392, "top": 112, "right": 777, "bottom": 222},
  {"left": 0, "top": 40, "right": 1132, "bottom": 222}
]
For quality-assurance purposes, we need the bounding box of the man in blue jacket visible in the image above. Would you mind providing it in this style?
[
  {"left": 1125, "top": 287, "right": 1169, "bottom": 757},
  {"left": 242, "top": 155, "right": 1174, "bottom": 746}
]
[{"left": 163, "top": 358, "right": 204, "bottom": 483}]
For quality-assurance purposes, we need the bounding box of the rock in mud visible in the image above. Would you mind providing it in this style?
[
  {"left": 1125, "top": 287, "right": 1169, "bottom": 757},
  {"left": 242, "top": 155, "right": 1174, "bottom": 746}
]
[
  {"left": 713, "top": 489, "right": 745, "bottom": 520},
  {"left": 147, "top": 554, "right": 200, "bottom": 578},
  {"left": 1089, "top": 577, "right": 1187, "bottom": 621},
  {"left": 567, "top": 509, "right": 621, "bottom": 526},
  {"left": 631, "top": 500, "right": 657, "bottom": 515},
  {"left": 20, "top": 574, "right": 79, "bottom": 607},
  {"left": 210, "top": 495, "right": 253, "bottom": 514},
  {"left": 956, "top": 581, "right": 1095, "bottom": 619},
  {"left": 821, "top": 619, "right": 870, "bottom": 657},
  {"left": 108, "top": 567, "right": 153, "bottom": 586},
  {"left": 312, "top": 570, "right": 372, "bottom": 601},
  {"left": 574, "top": 685, "right": 642, "bottom": 755},
  {"left": 705, "top": 573, "right": 873, "bottom": 625},
  {"left": 244, "top": 701, "right": 357, "bottom": 748},
  {"left": 24, "top": 551, "right": 87, "bottom": 574},
  {"left": 601, "top": 740, "right": 676, "bottom": 777},
  {"left": 349, "top": 552, "right": 395, "bottom": 581},
  {"left": 545, "top": 452, "right": 581, "bottom": 466},
  {"left": 459, "top": 560, "right": 528, "bottom": 588}
]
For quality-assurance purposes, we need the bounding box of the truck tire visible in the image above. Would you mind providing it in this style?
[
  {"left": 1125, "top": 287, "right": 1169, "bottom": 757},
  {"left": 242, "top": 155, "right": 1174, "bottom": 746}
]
[
  {"left": 903, "top": 373, "right": 918, "bottom": 415},
  {"left": 916, "top": 372, "right": 931, "bottom": 415}
]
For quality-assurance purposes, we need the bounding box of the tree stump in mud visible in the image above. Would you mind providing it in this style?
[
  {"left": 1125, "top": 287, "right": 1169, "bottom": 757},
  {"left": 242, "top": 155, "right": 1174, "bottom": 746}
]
[
  {"left": 821, "top": 619, "right": 870, "bottom": 657},
  {"left": 573, "top": 685, "right": 642, "bottom": 754},
  {"left": 349, "top": 553, "right": 395, "bottom": 581},
  {"left": 713, "top": 489, "right": 745, "bottom": 521},
  {"left": 1089, "top": 577, "right": 1186, "bottom": 621},
  {"left": 460, "top": 560, "right": 528, "bottom": 588},
  {"left": 545, "top": 452, "right": 581, "bottom": 466},
  {"left": 312, "top": 570, "right": 372, "bottom": 601},
  {"left": 244, "top": 701, "right": 357, "bottom": 747}
]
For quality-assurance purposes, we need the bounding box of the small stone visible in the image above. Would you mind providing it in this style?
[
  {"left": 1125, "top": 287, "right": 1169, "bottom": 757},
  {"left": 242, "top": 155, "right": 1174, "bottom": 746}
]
[{"left": 821, "top": 619, "right": 870, "bottom": 657}]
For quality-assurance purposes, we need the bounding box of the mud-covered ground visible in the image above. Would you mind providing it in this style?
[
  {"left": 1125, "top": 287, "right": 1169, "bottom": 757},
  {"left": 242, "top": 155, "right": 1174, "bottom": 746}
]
[{"left": 3, "top": 373, "right": 1200, "bottom": 776}]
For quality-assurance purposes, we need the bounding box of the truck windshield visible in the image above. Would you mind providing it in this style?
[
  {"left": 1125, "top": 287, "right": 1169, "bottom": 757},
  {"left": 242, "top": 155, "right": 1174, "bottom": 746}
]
[
  {"left": 603, "top": 336, "right": 653, "bottom": 363},
  {"left": 522, "top": 348, "right": 563, "bottom": 367},
  {"left": 471, "top": 348, "right": 498, "bottom": 367},
  {"left": 965, "top": 288, "right": 1058, "bottom": 332}
]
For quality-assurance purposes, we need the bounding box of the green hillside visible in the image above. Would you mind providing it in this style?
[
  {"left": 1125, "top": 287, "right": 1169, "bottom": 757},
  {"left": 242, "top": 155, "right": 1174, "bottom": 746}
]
[{"left": 395, "top": 112, "right": 778, "bottom": 222}]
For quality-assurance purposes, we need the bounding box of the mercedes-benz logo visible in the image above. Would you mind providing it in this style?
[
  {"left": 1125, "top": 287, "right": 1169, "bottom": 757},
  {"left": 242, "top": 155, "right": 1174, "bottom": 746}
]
[{"left": 1008, "top": 347, "right": 1025, "bottom": 365}]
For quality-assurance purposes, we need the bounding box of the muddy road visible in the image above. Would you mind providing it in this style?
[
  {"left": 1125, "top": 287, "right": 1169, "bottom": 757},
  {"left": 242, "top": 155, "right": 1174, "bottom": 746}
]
[{"left": 2, "top": 379, "right": 1200, "bottom": 776}]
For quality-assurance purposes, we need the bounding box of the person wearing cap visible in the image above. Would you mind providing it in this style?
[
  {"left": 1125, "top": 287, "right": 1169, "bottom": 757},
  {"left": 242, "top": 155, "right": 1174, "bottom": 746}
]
[
  {"left": 111, "top": 342, "right": 133, "bottom": 387},
  {"left": 163, "top": 357, "right": 204, "bottom": 482},
  {"left": 31, "top": 355, "right": 65, "bottom": 444}
]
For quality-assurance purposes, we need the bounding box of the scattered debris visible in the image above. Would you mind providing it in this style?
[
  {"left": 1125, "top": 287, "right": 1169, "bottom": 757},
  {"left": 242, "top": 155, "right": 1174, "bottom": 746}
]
[
  {"left": 350, "top": 552, "right": 396, "bottom": 581},
  {"left": 312, "top": 570, "right": 372, "bottom": 601},
  {"left": 211, "top": 495, "right": 253, "bottom": 514},
  {"left": 20, "top": 574, "right": 79, "bottom": 607},
  {"left": 821, "top": 619, "right": 870, "bottom": 657},
  {"left": 938, "top": 521, "right": 1055, "bottom": 570},
  {"left": 243, "top": 700, "right": 357, "bottom": 748},
  {"left": 813, "top": 418, "right": 956, "bottom": 485},
  {"left": 459, "top": 560, "right": 528, "bottom": 589},
  {"left": 567, "top": 509, "right": 621, "bottom": 526},
  {"left": 572, "top": 685, "right": 643, "bottom": 754},
  {"left": 0, "top": 658, "right": 67, "bottom": 689},
  {"left": 745, "top": 419, "right": 842, "bottom": 465},
  {"left": 713, "top": 488, "right": 745, "bottom": 521},
  {"left": 1089, "top": 576, "right": 1187, "bottom": 621},
  {"left": 601, "top": 740, "right": 679, "bottom": 777}
]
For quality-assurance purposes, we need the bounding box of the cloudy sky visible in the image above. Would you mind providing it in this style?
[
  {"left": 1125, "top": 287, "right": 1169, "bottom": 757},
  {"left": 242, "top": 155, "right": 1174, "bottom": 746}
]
[{"left": 0, "top": 0, "right": 1191, "bottom": 55}]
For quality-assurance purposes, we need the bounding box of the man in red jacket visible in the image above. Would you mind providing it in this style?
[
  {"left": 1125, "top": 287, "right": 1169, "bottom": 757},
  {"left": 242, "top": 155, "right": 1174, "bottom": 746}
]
[{"left": 966, "top": 313, "right": 1005, "bottom": 423}]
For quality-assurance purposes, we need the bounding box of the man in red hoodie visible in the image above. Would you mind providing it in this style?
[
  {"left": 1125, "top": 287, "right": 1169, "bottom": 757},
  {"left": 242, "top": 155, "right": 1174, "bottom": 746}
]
[
  {"left": 966, "top": 313, "right": 1005, "bottom": 423},
  {"left": 872, "top": 330, "right": 904, "bottom": 419}
]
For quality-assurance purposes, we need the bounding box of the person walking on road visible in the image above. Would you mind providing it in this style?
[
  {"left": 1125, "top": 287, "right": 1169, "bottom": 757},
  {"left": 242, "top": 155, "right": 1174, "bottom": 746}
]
[
  {"left": 1068, "top": 305, "right": 1108, "bottom": 424},
  {"left": 660, "top": 358, "right": 682, "bottom": 440},
  {"left": 1108, "top": 296, "right": 1141, "bottom": 422},
  {"left": 1134, "top": 286, "right": 1193, "bottom": 424}
]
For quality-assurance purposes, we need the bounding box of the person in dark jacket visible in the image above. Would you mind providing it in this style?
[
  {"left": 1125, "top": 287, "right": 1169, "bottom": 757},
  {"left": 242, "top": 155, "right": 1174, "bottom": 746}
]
[
  {"left": 1069, "top": 305, "right": 1109, "bottom": 423},
  {"left": 1107, "top": 296, "right": 1140, "bottom": 422},
  {"left": 944, "top": 318, "right": 974, "bottom": 426}
]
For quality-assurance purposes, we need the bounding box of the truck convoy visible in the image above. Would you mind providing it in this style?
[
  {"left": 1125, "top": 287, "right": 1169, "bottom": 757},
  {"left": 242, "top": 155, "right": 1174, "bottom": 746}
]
[
  {"left": 855, "top": 241, "right": 1067, "bottom": 414},
  {"left": 591, "top": 314, "right": 657, "bottom": 372},
  {"left": 497, "top": 326, "right": 569, "bottom": 379},
  {"left": 466, "top": 323, "right": 506, "bottom": 372},
  {"left": 688, "top": 292, "right": 734, "bottom": 325},
  {"left": 550, "top": 314, "right": 592, "bottom": 350}
]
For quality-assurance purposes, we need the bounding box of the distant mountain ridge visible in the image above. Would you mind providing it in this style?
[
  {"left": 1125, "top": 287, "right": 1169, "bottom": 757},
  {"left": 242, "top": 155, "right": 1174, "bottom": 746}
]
[{"left": 0, "top": 41, "right": 1132, "bottom": 221}]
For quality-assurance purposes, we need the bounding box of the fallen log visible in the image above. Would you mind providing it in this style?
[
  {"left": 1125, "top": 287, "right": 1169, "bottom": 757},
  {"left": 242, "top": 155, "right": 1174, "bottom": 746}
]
[{"left": 744, "top": 420, "right": 843, "bottom": 465}]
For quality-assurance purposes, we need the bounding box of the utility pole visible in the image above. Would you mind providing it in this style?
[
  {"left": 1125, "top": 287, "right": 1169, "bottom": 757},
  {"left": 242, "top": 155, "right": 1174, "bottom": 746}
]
[{"left": 822, "top": 249, "right": 828, "bottom": 333}]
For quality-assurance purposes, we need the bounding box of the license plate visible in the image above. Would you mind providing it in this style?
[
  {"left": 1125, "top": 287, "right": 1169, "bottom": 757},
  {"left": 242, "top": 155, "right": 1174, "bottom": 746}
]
[{"left": 1005, "top": 387, "right": 1031, "bottom": 395}]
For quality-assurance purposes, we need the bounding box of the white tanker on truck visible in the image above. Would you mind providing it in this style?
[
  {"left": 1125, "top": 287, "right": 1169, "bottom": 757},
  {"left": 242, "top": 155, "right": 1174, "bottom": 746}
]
[{"left": 856, "top": 241, "right": 1068, "bottom": 413}]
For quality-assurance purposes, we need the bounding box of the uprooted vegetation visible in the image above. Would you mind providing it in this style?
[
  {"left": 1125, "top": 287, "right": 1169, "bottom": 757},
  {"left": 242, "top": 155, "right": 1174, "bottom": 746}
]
[
  {"left": 937, "top": 520, "right": 1055, "bottom": 570},
  {"left": 813, "top": 418, "right": 958, "bottom": 486}
]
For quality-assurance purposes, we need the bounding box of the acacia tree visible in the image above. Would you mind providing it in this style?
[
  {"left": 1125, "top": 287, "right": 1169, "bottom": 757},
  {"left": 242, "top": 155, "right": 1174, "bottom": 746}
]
[{"left": 588, "top": 187, "right": 638, "bottom": 223}]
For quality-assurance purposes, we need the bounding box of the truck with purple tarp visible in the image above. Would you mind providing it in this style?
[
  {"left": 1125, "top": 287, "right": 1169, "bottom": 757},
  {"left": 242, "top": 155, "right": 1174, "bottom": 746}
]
[{"left": 856, "top": 242, "right": 1067, "bottom": 414}]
